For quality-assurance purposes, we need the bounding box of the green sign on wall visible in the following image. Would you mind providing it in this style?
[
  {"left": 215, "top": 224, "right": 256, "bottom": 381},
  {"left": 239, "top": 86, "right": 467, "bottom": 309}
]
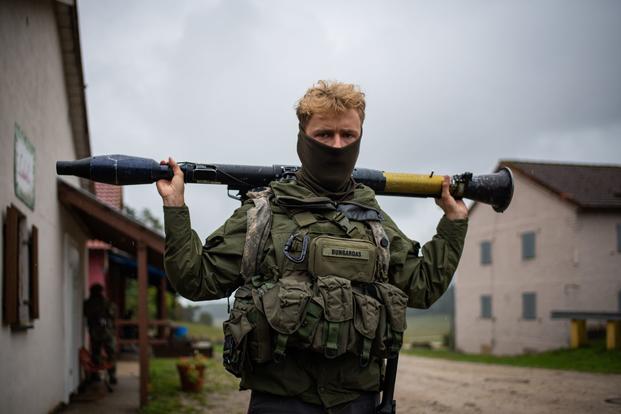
[{"left": 14, "top": 123, "right": 36, "bottom": 210}]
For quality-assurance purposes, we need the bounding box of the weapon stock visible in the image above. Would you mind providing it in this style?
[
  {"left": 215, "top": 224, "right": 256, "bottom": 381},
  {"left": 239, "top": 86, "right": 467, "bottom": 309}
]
[
  {"left": 57, "top": 154, "right": 514, "bottom": 212},
  {"left": 376, "top": 355, "right": 398, "bottom": 414}
]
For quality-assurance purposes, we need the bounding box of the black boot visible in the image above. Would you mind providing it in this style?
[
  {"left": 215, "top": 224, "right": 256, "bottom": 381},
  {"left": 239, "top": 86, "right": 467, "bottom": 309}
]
[{"left": 108, "top": 368, "right": 117, "bottom": 385}]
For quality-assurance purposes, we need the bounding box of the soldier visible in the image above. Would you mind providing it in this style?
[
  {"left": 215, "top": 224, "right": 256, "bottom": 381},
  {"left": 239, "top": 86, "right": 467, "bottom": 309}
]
[
  {"left": 83, "top": 283, "right": 118, "bottom": 385},
  {"left": 158, "top": 80, "right": 468, "bottom": 413}
]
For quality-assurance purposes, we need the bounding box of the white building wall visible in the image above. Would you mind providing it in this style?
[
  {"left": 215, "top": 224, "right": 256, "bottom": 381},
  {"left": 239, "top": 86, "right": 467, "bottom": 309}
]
[
  {"left": 455, "top": 169, "right": 582, "bottom": 355},
  {"left": 0, "top": 1, "right": 88, "bottom": 413},
  {"left": 570, "top": 212, "right": 621, "bottom": 312}
]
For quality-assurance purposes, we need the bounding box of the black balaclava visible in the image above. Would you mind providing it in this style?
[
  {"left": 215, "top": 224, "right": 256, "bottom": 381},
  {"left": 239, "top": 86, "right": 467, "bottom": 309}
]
[{"left": 295, "top": 125, "right": 361, "bottom": 201}]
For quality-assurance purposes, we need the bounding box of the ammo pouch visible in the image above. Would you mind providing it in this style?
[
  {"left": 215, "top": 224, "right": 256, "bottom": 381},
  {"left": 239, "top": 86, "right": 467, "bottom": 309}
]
[{"left": 254, "top": 274, "right": 408, "bottom": 366}]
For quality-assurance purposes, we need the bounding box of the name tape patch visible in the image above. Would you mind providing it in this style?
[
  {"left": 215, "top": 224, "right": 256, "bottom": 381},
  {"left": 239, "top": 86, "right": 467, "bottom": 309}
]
[{"left": 322, "top": 247, "right": 369, "bottom": 260}]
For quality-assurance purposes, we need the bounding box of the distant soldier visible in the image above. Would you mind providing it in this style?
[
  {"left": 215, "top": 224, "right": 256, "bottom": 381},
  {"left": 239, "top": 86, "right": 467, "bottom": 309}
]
[{"left": 83, "top": 283, "right": 118, "bottom": 384}]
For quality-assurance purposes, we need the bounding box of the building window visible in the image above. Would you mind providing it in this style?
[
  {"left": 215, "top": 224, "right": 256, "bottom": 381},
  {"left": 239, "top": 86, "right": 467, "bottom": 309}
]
[
  {"left": 522, "top": 292, "right": 537, "bottom": 320},
  {"left": 480, "top": 241, "right": 492, "bottom": 265},
  {"left": 617, "top": 224, "right": 621, "bottom": 253},
  {"left": 480, "top": 295, "right": 492, "bottom": 319},
  {"left": 522, "top": 232, "right": 536, "bottom": 260},
  {"left": 2, "top": 205, "right": 38, "bottom": 329}
]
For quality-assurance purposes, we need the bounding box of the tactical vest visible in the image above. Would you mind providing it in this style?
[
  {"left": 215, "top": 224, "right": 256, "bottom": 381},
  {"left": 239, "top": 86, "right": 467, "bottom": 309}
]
[{"left": 222, "top": 181, "right": 408, "bottom": 378}]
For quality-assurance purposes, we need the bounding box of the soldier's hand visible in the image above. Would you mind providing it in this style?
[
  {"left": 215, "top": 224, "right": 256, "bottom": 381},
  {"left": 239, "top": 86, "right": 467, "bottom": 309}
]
[
  {"left": 156, "top": 157, "right": 185, "bottom": 207},
  {"left": 435, "top": 175, "right": 468, "bottom": 221}
]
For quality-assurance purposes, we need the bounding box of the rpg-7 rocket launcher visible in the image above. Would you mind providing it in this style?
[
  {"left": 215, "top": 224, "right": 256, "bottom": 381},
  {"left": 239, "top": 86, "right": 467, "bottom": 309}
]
[{"left": 56, "top": 154, "right": 514, "bottom": 212}]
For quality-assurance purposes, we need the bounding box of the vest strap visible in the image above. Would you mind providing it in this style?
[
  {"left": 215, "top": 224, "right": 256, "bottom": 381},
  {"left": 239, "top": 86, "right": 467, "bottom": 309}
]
[
  {"left": 297, "top": 301, "right": 323, "bottom": 339},
  {"left": 273, "top": 333, "right": 288, "bottom": 363},
  {"left": 292, "top": 211, "right": 317, "bottom": 228},
  {"left": 360, "top": 337, "right": 372, "bottom": 367},
  {"left": 325, "top": 321, "right": 340, "bottom": 358},
  {"left": 389, "top": 331, "right": 403, "bottom": 357}
]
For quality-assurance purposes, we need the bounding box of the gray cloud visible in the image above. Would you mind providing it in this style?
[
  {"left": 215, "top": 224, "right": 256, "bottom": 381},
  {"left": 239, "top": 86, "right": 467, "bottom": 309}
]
[{"left": 79, "top": 0, "right": 621, "bottom": 247}]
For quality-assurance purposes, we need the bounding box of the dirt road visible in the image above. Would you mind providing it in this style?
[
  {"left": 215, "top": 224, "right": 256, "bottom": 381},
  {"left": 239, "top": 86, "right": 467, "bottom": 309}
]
[
  {"left": 207, "top": 354, "right": 621, "bottom": 413},
  {"left": 395, "top": 355, "right": 621, "bottom": 414}
]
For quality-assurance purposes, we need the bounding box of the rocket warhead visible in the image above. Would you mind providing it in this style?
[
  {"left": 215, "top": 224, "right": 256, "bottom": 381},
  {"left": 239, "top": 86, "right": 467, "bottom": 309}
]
[{"left": 56, "top": 154, "right": 172, "bottom": 185}]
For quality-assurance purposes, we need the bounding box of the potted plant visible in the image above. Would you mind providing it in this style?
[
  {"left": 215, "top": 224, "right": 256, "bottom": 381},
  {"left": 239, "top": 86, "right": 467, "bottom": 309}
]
[{"left": 176, "top": 352, "right": 207, "bottom": 392}]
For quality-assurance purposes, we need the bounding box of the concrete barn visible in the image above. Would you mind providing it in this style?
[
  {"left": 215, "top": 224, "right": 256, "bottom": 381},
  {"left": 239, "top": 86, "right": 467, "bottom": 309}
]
[{"left": 455, "top": 161, "right": 621, "bottom": 355}]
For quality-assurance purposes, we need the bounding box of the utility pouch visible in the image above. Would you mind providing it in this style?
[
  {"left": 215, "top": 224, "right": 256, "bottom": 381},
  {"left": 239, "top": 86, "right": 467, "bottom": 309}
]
[
  {"left": 222, "top": 291, "right": 254, "bottom": 377},
  {"left": 261, "top": 278, "right": 312, "bottom": 334},
  {"left": 260, "top": 277, "right": 312, "bottom": 361},
  {"left": 308, "top": 236, "right": 378, "bottom": 283},
  {"left": 375, "top": 283, "right": 408, "bottom": 356}
]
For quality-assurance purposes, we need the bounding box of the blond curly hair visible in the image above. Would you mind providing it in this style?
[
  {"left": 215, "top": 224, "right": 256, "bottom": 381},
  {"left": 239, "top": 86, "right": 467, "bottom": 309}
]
[{"left": 296, "top": 80, "right": 366, "bottom": 128}]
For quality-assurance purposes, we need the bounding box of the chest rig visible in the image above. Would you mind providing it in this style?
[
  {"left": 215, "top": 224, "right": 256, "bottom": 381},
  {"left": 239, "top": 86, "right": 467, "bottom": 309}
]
[{"left": 223, "top": 182, "right": 408, "bottom": 378}]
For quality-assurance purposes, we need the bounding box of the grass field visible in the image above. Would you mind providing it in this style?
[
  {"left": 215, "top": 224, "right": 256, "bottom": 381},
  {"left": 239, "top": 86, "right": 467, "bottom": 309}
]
[
  {"left": 404, "top": 339, "right": 621, "bottom": 374},
  {"left": 404, "top": 314, "right": 451, "bottom": 344},
  {"left": 182, "top": 321, "right": 224, "bottom": 342},
  {"left": 142, "top": 355, "right": 238, "bottom": 414}
]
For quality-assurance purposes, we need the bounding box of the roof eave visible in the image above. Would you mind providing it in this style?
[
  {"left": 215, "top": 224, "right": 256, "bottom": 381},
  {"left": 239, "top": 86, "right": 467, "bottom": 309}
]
[{"left": 54, "top": 1, "right": 92, "bottom": 188}]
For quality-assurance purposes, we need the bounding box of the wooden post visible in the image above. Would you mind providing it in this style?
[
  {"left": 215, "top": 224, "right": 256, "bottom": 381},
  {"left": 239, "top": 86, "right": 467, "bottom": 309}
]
[
  {"left": 160, "top": 277, "right": 168, "bottom": 320},
  {"left": 157, "top": 277, "right": 168, "bottom": 338},
  {"left": 570, "top": 319, "right": 587, "bottom": 348},
  {"left": 606, "top": 321, "right": 621, "bottom": 350},
  {"left": 137, "top": 242, "right": 149, "bottom": 407}
]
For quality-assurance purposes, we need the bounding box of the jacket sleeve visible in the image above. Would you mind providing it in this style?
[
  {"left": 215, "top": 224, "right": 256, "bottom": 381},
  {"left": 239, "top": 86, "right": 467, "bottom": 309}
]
[
  {"left": 381, "top": 211, "right": 468, "bottom": 309},
  {"left": 163, "top": 203, "right": 251, "bottom": 301}
]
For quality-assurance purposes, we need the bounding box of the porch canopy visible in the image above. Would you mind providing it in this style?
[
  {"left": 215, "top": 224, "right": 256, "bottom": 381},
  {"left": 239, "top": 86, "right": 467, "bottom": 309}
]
[{"left": 58, "top": 179, "right": 167, "bottom": 407}]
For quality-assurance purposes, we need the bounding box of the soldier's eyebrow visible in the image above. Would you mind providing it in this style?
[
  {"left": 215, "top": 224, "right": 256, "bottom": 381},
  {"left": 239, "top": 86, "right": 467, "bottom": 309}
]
[
  {"left": 340, "top": 128, "right": 360, "bottom": 136},
  {"left": 314, "top": 128, "right": 335, "bottom": 135}
]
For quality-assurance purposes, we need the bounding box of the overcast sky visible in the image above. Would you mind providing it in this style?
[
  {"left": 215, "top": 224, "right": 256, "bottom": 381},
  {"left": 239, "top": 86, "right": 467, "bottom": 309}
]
[{"left": 78, "top": 0, "right": 621, "bottom": 249}]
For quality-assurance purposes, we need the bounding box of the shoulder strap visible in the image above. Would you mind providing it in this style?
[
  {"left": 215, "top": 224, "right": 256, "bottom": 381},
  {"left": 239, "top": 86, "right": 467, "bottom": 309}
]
[{"left": 241, "top": 187, "right": 274, "bottom": 280}]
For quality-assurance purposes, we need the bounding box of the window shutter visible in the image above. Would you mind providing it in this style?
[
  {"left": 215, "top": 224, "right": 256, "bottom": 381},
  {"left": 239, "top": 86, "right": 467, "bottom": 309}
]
[
  {"left": 29, "top": 225, "right": 39, "bottom": 319},
  {"left": 3, "top": 205, "right": 20, "bottom": 325},
  {"left": 480, "top": 295, "right": 492, "bottom": 319},
  {"left": 522, "top": 292, "right": 537, "bottom": 320},
  {"left": 480, "top": 241, "right": 492, "bottom": 265},
  {"left": 522, "top": 232, "right": 536, "bottom": 260}
]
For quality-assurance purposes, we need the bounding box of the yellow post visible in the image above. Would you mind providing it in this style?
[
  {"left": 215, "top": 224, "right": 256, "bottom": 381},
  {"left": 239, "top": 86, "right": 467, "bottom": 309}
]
[
  {"left": 570, "top": 319, "right": 587, "bottom": 348},
  {"left": 606, "top": 321, "right": 621, "bottom": 350}
]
